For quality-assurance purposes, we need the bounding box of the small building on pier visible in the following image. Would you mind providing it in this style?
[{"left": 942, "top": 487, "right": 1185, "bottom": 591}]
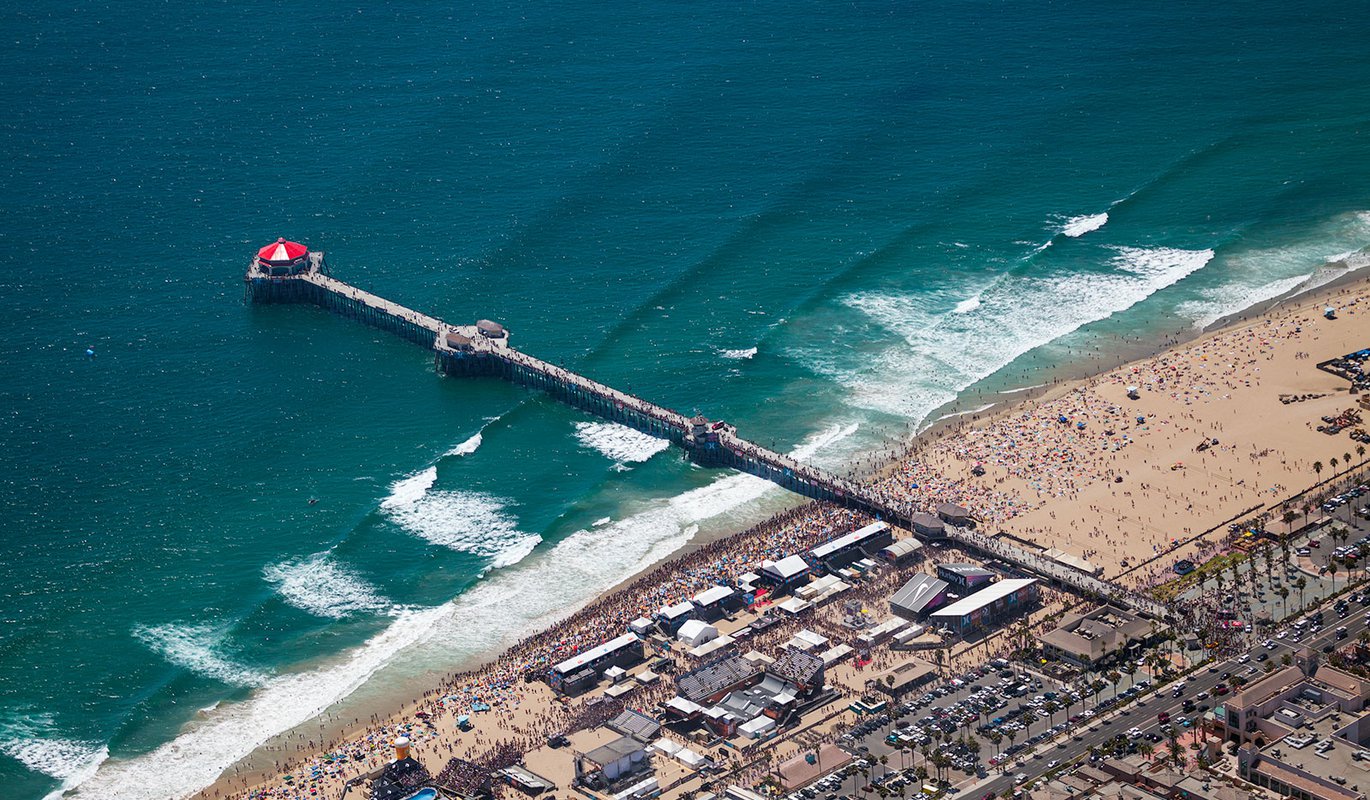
[
  {"left": 909, "top": 512, "right": 946, "bottom": 539},
  {"left": 253, "top": 237, "right": 311, "bottom": 276},
  {"left": 445, "top": 331, "right": 475, "bottom": 351},
  {"left": 936, "top": 502, "right": 973, "bottom": 527},
  {"left": 476, "top": 319, "right": 507, "bottom": 339}
]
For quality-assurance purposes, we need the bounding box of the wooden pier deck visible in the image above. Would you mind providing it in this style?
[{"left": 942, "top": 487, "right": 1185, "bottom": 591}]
[{"left": 244, "top": 252, "right": 1168, "bottom": 618}]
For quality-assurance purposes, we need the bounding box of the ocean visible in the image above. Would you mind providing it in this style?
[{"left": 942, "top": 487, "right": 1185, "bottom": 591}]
[{"left": 2, "top": 2, "right": 1369, "bottom": 797}]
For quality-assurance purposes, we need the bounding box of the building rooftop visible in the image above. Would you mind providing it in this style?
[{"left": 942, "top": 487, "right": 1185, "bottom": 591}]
[
  {"left": 889, "top": 574, "right": 949, "bottom": 615},
  {"left": 769, "top": 649, "right": 824, "bottom": 687},
  {"left": 810, "top": 522, "right": 889, "bottom": 560},
  {"left": 930, "top": 578, "right": 1036, "bottom": 618},
  {"left": 1038, "top": 604, "right": 1153, "bottom": 660},
  {"left": 676, "top": 655, "right": 760, "bottom": 703}
]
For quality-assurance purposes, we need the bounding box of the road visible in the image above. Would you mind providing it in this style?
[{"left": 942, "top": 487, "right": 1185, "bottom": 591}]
[{"left": 958, "top": 589, "right": 1370, "bottom": 798}]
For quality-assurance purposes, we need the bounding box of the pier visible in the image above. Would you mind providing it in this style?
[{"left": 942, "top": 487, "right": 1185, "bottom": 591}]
[{"left": 245, "top": 244, "right": 1168, "bottom": 618}]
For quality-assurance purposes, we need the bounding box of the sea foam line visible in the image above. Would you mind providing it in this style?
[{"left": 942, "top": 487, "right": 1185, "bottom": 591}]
[
  {"left": 132, "top": 623, "right": 270, "bottom": 688},
  {"left": 69, "top": 603, "right": 454, "bottom": 800}
]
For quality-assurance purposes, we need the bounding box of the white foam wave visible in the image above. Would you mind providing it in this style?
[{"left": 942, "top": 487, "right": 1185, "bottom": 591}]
[
  {"left": 132, "top": 623, "right": 270, "bottom": 688},
  {"left": 1177, "top": 275, "right": 1309, "bottom": 329},
  {"left": 263, "top": 555, "right": 390, "bottom": 620},
  {"left": 1062, "top": 212, "right": 1108, "bottom": 238},
  {"left": 384, "top": 489, "right": 541, "bottom": 568},
  {"left": 59, "top": 421, "right": 860, "bottom": 800},
  {"left": 380, "top": 467, "right": 437, "bottom": 510},
  {"left": 0, "top": 713, "right": 108, "bottom": 794},
  {"left": 827, "top": 245, "right": 1213, "bottom": 423},
  {"left": 952, "top": 295, "right": 982, "bottom": 314},
  {"left": 574, "top": 421, "right": 671, "bottom": 464},
  {"left": 70, "top": 603, "right": 454, "bottom": 800},
  {"left": 446, "top": 431, "right": 483, "bottom": 457},
  {"left": 592, "top": 516, "right": 612, "bottom": 527},
  {"left": 719, "top": 346, "right": 758, "bottom": 360},
  {"left": 1175, "top": 210, "right": 1370, "bottom": 328}
]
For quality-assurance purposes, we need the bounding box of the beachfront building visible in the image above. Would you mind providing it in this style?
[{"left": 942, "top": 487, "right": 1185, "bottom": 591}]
[
  {"left": 807, "top": 522, "right": 893, "bottom": 571},
  {"left": 869, "top": 659, "right": 938, "bottom": 698},
  {"left": 1038, "top": 604, "right": 1158, "bottom": 667},
  {"left": 878, "top": 537, "right": 923, "bottom": 566},
  {"left": 758, "top": 554, "right": 812, "bottom": 593},
  {"left": 574, "top": 735, "right": 651, "bottom": 794},
  {"left": 1218, "top": 651, "right": 1369, "bottom": 746},
  {"left": 935, "top": 562, "right": 997, "bottom": 591},
  {"left": 889, "top": 573, "right": 950, "bottom": 620},
  {"left": 691, "top": 584, "right": 740, "bottom": 621},
  {"left": 1228, "top": 654, "right": 1370, "bottom": 800},
  {"left": 365, "top": 737, "right": 440, "bottom": 800},
  {"left": 929, "top": 578, "right": 1038, "bottom": 634},
  {"left": 676, "top": 619, "right": 719, "bottom": 649},
  {"left": 550, "top": 633, "right": 645, "bottom": 694},
  {"left": 655, "top": 601, "right": 696, "bottom": 634}
]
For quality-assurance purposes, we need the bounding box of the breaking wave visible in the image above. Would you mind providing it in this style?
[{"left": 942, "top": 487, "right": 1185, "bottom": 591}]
[
  {"left": 384, "top": 489, "right": 541, "bottom": 570},
  {"left": 379, "top": 467, "right": 437, "bottom": 510},
  {"left": 574, "top": 421, "right": 671, "bottom": 464},
  {"left": 1061, "top": 212, "right": 1109, "bottom": 238},
  {"left": 263, "top": 555, "right": 391, "bottom": 620},
  {"left": 445, "top": 431, "right": 484, "bottom": 457},
  {"left": 825, "top": 244, "right": 1213, "bottom": 423},
  {"left": 719, "top": 346, "right": 758, "bottom": 360},
  {"left": 0, "top": 712, "right": 108, "bottom": 798}
]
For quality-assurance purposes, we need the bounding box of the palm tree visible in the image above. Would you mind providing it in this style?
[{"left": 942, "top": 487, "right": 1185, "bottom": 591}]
[
  {"left": 1357, "top": 444, "right": 1365, "bottom": 463},
  {"left": 1332, "top": 457, "right": 1341, "bottom": 474},
  {"left": 1315, "top": 461, "right": 1325, "bottom": 480},
  {"left": 1295, "top": 576, "right": 1307, "bottom": 610},
  {"left": 1345, "top": 452, "right": 1353, "bottom": 469},
  {"left": 1043, "top": 700, "right": 1061, "bottom": 727},
  {"left": 1278, "top": 587, "right": 1290, "bottom": 620},
  {"left": 1107, "top": 669, "right": 1123, "bottom": 701},
  {"left": 1328, "top": 560, "right": 1339, "bottom": 591}
]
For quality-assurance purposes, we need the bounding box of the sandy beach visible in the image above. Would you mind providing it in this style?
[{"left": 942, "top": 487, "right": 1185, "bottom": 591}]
[{"left": 201, "top": 274, "right": 1370, "bottom": 800}]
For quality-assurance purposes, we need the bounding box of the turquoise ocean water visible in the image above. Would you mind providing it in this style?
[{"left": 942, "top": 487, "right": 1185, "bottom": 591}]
[{"left": 2, "top": 3, "right": 1370, "bottom": 797}]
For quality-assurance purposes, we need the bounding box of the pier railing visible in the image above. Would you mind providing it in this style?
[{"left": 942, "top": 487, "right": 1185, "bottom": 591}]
[{"left": 244, "top": 253, "right": 1168, "bottom": 618}]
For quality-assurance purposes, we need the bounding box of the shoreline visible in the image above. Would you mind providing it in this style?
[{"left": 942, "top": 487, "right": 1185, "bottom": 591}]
[{"left": 184, "top": 267, "right": 1370, "bottom": 800}]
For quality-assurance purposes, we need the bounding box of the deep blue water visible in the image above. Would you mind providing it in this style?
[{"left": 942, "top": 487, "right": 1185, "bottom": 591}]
[{"left": 2, "top": 2, "right": 1370, "bottom": 797}]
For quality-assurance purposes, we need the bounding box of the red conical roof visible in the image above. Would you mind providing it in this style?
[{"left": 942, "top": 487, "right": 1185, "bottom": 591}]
[{"left": 257, "top": 237, "right": 308, "bottom": 263}]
